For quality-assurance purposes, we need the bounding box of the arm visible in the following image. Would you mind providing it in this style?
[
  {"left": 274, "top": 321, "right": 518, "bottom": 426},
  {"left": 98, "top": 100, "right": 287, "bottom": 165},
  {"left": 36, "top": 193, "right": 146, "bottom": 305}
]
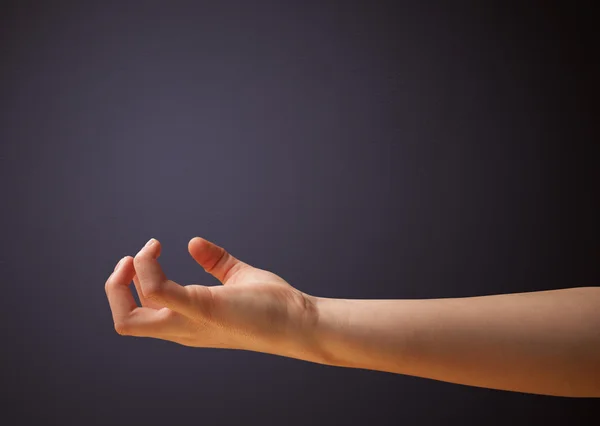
[
  {"left": 105, "top": 237, "right": 600, "bottom": 398},
  {"left": 307, "top": 288, "right": 600, "bottom": 397}
]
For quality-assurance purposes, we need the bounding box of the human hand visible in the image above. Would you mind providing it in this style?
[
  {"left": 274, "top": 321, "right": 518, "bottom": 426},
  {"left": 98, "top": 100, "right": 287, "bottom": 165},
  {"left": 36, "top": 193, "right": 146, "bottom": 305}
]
[
  {"left": 105, "top": 239, "right": 600, "bottom": 396},
  {"left": 104, "top": 237, "right": 319, "bottom": 358}
]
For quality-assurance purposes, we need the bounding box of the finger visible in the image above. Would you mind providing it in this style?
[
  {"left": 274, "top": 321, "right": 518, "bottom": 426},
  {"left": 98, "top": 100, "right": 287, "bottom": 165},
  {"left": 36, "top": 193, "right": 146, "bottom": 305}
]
[
  {"left": 105, "top": 255, "right": 193, "bottom": 338},
  {"left": 113, "top": 307, "right": 192, "bottom": 338},
  {"left": 134, "top": 238, "right": 206, "bottom": 319},
  {"left": 188, "top": 236, "right": 249, "bottom": 284},
  {"left": 133, "top": 274, "right": 163, "bottom": 310},
  {"left": 105, "top": 256, "right": 137, "bottom": 323}
]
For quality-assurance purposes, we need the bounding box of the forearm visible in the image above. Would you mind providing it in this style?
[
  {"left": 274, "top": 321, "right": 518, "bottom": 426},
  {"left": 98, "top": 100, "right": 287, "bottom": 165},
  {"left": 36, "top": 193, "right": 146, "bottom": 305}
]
[{"left": 300, "top": 287, "right": 600, "bottom": 397}]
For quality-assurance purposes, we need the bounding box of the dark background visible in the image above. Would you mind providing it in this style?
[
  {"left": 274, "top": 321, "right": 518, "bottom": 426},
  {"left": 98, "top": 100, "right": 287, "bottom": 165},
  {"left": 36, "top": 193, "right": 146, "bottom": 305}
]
[{"left": 1, "top": 1, "right": 598, "bottom": 424}]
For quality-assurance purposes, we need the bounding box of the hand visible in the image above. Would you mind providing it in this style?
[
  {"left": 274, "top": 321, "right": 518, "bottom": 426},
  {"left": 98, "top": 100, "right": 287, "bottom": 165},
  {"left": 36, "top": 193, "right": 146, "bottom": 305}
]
[{"left": 104, "top": 237, "right": 319, "bottom": 357}]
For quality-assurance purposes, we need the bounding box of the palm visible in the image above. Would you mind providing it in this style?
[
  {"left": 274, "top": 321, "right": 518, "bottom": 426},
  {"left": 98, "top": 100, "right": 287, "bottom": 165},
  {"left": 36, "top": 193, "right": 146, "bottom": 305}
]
[{"left": 186, "top": 266, "right": 308, "bottom": 350}]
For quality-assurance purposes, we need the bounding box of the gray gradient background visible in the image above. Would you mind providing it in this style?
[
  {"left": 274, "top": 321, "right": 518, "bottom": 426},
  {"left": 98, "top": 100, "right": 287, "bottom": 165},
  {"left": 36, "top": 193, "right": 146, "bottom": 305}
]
[{"left": 1, "top": 1, "right": 598, "bottom": 425}]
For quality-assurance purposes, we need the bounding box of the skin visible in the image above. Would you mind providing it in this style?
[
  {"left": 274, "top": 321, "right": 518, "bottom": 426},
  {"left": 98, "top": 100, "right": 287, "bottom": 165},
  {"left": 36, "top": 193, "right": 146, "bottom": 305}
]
[{"left": 105, "top": 237, "right": 600, "bottom": 398}]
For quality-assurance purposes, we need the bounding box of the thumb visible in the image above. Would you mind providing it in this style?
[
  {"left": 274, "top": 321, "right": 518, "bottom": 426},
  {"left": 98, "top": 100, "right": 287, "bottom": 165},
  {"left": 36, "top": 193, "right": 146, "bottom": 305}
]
[{"left": 188, "top": 237, "right": 249, "bottom": 284}]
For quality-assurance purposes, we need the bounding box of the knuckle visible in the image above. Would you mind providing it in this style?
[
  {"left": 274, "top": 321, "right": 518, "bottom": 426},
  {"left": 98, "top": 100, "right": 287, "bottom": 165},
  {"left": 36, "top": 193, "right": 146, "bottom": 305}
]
[
  {"left": 133, "top": 253, "right": 147, "bottom": 266},
  {"left": 205, "top": 249, "right": 228, "bottom": 274},
  {"left": 157, "top": 307, "right": 178, "bottom": 323},
  {"left": 144, "top": 285, "right": 165, "bottom": 301},
  {"left": 114, "top": 321, "right": 129, "bottom": 336},
  {"left": 134, "top": 251, "right": 155, "bottom": 267},
  {"left": 104, "top": 275, "right": 116, "bottom": 294}
]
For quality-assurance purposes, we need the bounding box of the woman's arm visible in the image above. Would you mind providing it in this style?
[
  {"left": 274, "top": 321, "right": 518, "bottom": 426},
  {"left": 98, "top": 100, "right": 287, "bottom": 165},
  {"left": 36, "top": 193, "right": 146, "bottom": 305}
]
[
  {"left": 307, "top": 287, "right": 600, "bottom": 397},
  {"left": 105, "top": 237, "right": 600, "bottom": 398}
]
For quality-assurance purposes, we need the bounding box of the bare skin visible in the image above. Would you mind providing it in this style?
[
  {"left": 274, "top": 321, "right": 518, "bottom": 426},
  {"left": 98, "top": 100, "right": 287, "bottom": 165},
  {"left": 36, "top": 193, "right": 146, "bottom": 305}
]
[{"left": 105, "top": 237, "right": 600, "bottom": 398}]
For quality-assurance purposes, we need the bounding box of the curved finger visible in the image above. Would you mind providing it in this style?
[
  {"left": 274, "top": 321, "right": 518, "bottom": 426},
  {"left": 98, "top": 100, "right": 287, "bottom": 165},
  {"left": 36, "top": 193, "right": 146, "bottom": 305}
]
[
  {"left": 133, "top": 274, "right": 163, "bottom": 309},
  {"left": 105, "top": 256, "right": 137, "bottom": 325},
  {"left": 114, "top": 307, "right": 192, "bottom": 338}
]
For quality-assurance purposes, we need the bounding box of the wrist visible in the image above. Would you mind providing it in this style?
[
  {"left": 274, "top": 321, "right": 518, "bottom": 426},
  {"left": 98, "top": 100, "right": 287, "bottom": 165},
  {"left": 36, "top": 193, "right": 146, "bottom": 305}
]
[
  {"left": 286, "top": 294, "right": 346, "bottom": 367},
  {"left": 261, "top": 292, "right": 331, "bottom": 365},
  {"left": 296, "top": 296, "right": 417, "bottom": 372}
]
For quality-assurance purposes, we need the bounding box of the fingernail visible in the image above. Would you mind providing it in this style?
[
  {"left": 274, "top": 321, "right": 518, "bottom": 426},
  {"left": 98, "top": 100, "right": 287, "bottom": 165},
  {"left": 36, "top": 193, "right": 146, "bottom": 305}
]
[{"left": 145, "top": 238, "right": 156, "bottom": 247}]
